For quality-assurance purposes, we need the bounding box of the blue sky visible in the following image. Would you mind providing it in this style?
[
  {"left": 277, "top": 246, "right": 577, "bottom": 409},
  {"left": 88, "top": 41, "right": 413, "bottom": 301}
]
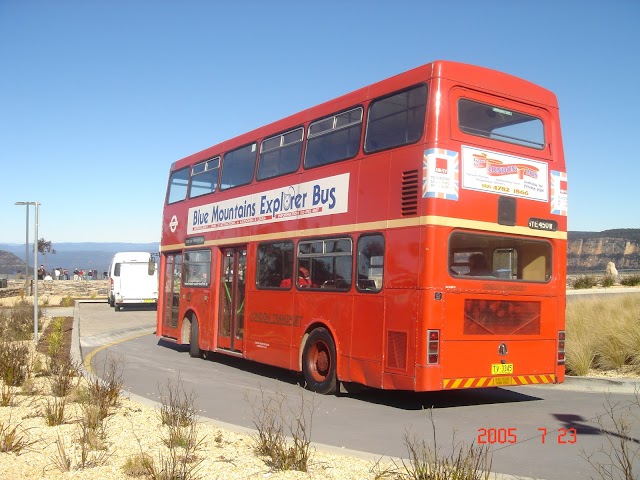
[{"left": 1, "top": 0, "right": 638, "bottom": 244}]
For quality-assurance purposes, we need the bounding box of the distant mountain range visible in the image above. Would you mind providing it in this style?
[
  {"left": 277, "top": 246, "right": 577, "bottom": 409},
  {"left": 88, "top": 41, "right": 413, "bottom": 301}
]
[
  {"left": 1, "top": 230, "right": 639, "bottom": 276},
  {"left": 0, "top": 242, "right": 159, "bottom": 276}
]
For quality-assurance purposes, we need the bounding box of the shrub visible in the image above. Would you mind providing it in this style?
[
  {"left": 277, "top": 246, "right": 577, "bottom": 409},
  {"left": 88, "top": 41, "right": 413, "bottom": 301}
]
[
  {"left": 0, "top": 341, "right": 30, "bottom": 387},
  {"left": 573, "top": 276, "right": 598, "bottom": 289},
  {"left": 60, "top": 296, "right": 74, "bottom": 307},
  {"left": 83, "top": 355, "right": 124, "bottom": 421},
  {"left": 0, "top": 300, "right": 42, "bottom": 341},
  {"left": 0, "top": 419, "right": 34, "bottom": 453},
  {"left": 248, "top": 388, "right": 315, "bottom": 472},
  {"left": 122, "top": 453, "right": 154, "bottom": 477},
  {"left": 48, "top": 358, "right": 79, "bottom": 397},
  {"left": 621, "top": 275, "right": 640, "bottom": 287},
  {"left": 600, "top": 276, "right": 615, "bottom": 288},
  {"left": 158, "top": 378, "right": 200, "bottom": 452},
  {"left": 43, "top": 396, "right": 67, "bottom": 426}
]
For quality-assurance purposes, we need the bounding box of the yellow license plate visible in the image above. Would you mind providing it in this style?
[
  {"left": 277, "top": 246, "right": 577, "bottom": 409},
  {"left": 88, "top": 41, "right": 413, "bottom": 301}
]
[
  {"left": 493, "top": 376, "right": 514, "bottom": 386},
  {"left": 491, "top": 363, "right": 513, "bottom": 375},
  {"left": 143, "top": 299, "right": 155, "bottom": 303}
]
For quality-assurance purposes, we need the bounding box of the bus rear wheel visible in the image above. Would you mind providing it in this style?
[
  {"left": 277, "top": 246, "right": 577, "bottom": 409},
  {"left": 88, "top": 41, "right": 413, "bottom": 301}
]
[{"left": 302, "top": 328, "right": 337, "bottom": 395}]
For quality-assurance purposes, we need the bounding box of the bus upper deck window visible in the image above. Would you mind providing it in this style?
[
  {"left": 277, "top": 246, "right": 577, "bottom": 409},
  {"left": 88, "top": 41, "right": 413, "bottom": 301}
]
[
  {"left": 167, "top": 167, "right": 190, "bottom": 204},
  {"left": 458, "top": 99, "right": 544, "bottom": 150}
]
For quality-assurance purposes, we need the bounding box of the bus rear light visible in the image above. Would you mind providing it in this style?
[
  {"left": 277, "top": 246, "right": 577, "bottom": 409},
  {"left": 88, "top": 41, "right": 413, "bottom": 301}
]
[
  {"left": 427, "top": 330, "right": 440, "bottom": 364},
  {"left": 557, "top": 330, "right": 565, "bottom": 365}
]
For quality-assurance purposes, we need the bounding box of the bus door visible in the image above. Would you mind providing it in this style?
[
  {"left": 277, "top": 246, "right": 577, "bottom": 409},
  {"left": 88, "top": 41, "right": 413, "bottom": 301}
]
[
  {"left": 217, "top": 247, "right": 246, "bottom": 353},
  {"left": 161, "top": 253, "right": 182, "bottom": 339}
]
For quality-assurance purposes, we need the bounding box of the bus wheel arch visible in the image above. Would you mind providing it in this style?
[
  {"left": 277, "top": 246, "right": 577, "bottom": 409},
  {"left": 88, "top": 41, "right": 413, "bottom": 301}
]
[{"left": 301, "top": 325, "right": 337, "bottom": 395}]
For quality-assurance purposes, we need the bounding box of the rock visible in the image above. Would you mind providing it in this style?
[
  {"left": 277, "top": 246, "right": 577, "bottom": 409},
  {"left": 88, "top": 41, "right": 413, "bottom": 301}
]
[{"left": 605, "top": 261, "right": 619, "bottom": 277}]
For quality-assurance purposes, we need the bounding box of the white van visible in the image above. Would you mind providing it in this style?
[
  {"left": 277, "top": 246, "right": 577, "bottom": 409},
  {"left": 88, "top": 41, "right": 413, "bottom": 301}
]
[{"left": 107, "top": 252, "right": 158, "bottom": 311}]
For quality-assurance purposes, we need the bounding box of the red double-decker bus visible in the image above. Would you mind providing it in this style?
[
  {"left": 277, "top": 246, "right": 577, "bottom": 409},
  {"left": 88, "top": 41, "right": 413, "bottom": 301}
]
[{"left": 158, "top": 60, "right": 567, "bottom": 394}]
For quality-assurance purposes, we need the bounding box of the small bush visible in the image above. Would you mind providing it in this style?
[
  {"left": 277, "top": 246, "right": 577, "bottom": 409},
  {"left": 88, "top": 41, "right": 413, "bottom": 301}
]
[
  {"left": 573, "top": 276, "right": 598, "bottom": 289},
  {"left": 46, "top": 317, "right": 66, "bottom": 372},
  {"left": 60, "top": 296, "right": 74, "bottom": 307},
  {"left": 0, "top": 419, "right": 34, "bottom": 453},
  {"left": 43, "top": 396, "right": 67, "bottom": 426},
  {"left": 122, "top": 453, "right": 154, "bottom": 477},
  {"left": 248, "top": 388, "right": 315, "bottom": 472},
  {"left": 621, "top": 275, "right": 640, "bottom": 287},
  {"left": 48, "top": 358, "right": 79, "bottom": 397},
  {"left": 157, "top": 376, "right": 203, "bottom": 454},
  {"left": 600, "top": 276, "right": 616, "bottom": 288},
  {"left": 0, "top": 300, "right": 42, "bottom": 341},
  {"left": 50, "top": 436, "right": 71, "bottom": 472},
  {"left": 84, "top": 355, "right": 124, "bottom": 421},
  {"left": 0, "top": 341, "right": 30, "bottom": 387}
]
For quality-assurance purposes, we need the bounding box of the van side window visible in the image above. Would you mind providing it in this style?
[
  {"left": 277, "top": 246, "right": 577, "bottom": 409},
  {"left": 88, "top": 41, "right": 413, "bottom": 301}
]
[{"left": 114, "top": 263, "right": 121, "bottom": 276}]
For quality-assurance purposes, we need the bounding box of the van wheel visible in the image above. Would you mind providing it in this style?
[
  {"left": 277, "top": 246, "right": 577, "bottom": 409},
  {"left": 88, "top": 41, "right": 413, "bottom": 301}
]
[
  {"left": 115, "top": 305, "right": 121, "bottom": 312},
  {"left": 302, "top": 328, "right": 337, "bottom": 394},
  {"left": 189, "top": 318, "right": 202, "bottom": 358}
]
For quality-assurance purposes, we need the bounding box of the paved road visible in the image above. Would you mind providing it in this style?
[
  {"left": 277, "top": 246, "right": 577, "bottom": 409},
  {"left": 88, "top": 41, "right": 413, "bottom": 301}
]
[{"left": 71, "top": 301, "right": 640, "bottom": 480}]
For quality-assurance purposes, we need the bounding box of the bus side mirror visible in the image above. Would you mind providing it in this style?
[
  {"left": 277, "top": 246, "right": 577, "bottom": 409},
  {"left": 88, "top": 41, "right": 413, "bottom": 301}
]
[{"left": 148, "top": 259, "right": 156, "bottom": 275}]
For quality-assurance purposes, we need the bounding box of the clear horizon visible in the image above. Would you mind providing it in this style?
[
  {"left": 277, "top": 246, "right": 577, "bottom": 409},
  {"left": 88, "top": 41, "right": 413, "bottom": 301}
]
[{"left": 2, "top": 1, "right": 639, "bottom": 244}]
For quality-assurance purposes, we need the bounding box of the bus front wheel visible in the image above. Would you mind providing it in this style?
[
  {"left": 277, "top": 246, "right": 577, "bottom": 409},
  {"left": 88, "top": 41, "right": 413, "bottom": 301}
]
[
  {"left": 189, "top": 317, "right": 202, "bottom": 358},
  {"left": 302, "top": 328, "right": 337, "bottom": 395}
]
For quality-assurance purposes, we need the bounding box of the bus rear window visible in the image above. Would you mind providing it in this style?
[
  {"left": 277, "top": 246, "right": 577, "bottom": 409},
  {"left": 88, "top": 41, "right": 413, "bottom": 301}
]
[
  {"left": 449, "top": 232, "right": 551, "bottom": 282},
  {"left": 458, "top": 99, "right": 544, "bottom": 149}
]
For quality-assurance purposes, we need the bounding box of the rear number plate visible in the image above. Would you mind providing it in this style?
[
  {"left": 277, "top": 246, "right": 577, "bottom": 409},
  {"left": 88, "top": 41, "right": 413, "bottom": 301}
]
[{"left": 491, "top": 363, "right": 513, "bottom": 375}]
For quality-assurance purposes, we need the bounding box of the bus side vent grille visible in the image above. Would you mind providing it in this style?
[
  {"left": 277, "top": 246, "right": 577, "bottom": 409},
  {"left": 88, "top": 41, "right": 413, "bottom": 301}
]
[
  {"left": 386, "top": 330, "right": 408, "bottom": 370},
  {"left": 401, "top": 170, "right": 419, "bottom": 216}
]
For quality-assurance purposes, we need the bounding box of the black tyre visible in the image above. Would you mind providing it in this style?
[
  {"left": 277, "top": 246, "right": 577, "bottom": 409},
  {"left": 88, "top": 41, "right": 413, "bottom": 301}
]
[
  {"left": 302, "top": 327, "right": 337, "bottom": 394},
  {"left": 189, "top": 317, "right": 202, "bottom": 358}
]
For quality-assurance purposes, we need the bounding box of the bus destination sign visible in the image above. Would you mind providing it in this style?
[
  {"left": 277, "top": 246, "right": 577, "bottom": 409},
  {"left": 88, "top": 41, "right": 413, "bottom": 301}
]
[
  {"left": 528, "top": 218, "right": 557, "bottom": 232},
  {"left": 185, "top": 236, "right": 205, "bottom": 246}
]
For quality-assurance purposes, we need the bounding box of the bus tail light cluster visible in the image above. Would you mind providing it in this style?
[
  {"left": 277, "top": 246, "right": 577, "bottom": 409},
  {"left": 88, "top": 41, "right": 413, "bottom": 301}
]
[
  {"left": 557, "top": 331, "right": 565, "bottom": 365},
  {"left": 427, "top": 330, "right": 440, "bottom": 364}
]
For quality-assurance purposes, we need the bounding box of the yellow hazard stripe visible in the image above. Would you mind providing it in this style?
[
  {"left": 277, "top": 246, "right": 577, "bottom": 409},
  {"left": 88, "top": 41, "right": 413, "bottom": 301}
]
[{"left": 443, "top": 374, "right": 556, "bottom": 389}]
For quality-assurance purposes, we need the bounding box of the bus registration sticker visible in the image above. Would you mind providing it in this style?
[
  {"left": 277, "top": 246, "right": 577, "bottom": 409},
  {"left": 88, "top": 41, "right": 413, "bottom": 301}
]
[{"left": 491, "top": 363, "right": 513, "bottom": 375}]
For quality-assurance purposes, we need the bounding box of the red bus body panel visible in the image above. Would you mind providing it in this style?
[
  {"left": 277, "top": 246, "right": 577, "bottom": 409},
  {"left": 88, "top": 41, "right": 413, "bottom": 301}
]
[{"left": 157, "top": 60, "right": 566, "bottom": 392}]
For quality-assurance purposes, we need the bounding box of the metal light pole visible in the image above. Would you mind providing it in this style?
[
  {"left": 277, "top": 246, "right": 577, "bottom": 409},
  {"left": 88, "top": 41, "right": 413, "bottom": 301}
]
[
  {"left": 14, "top": 201, "right": 40, "bottom": 345},
  {"left": 33, "top": 202, "right": 39, "bottom": 345},
  {"left": 14, "top": 202, "right": 30, "bottom": 296}
]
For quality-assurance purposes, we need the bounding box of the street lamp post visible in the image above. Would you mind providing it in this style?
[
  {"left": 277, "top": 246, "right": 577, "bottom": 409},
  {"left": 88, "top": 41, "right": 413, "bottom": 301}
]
[
  {"left": 14, "top": 201, "right": 40, "bottom": 345},
  {"left": 14, "top": 202, "right": 30, "bottom": 296}
]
